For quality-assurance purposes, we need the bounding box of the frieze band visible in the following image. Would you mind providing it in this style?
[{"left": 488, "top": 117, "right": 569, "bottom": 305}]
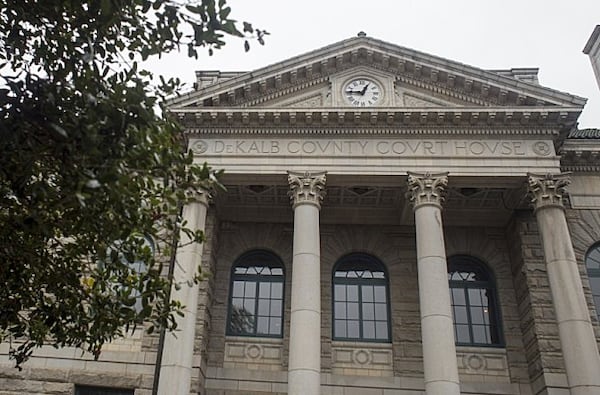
[{"left": 191, "top": 138, "right": 552, "bottom": 157}]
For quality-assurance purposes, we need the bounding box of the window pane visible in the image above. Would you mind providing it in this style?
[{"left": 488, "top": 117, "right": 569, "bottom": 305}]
[
  {"left": 347, "top": 302, "right": 359, "bottom": 319},
  {"left": 587, "top": 247, "right": 600, "bottom": 269},
  {"left": 374, "top": 304, "right": 387, "bottom": 320},
  {"left": 374, "top": 286, "right": 386, "bottom": 303},
  {"left": 259, "top": 282, "right": 271, "bottom": 298},
  {"left": 472, "top": 325, "right": 490, "bottom": 344},
  {"left": 232, "top": 281, "right": 244, "bottom": 298},
  {"left": 347, "top": 320, "right": 360, "bottom": 338},
  {"left": 471, "top": 306, "right": 484, "bottom": 324},
  {"left": 271, "top": 282, "right": 283, "bottom": 299},
  {"left": 375, "top": 321, "right": 388, "bottom": 340},
  {"left": 347, "top": 285, "right": 359, "bottom": 301},
  {"left": 232, "top": 297, "right": 244, "bottom": 309},
  {"left": 456, "top": 324, "right": 470, "bottom": 343},
  {"left": 335, "top": 320, "right": 346, "bottom": 337},
  {"left": 468, "top": 288, "right": 483, "bottom": 306},
  {"left": 270, "top": 318, "right": 281, "bottom": 335},
  {"left": 453, "top": 306, "right": 468, "bottom": 324},
  {"left": 363, "top": 303, "right": 374, "bottom": 320},
  {"left": 590, "top": 277, "right": 600, "bottom": 294},
  {"left": 334, "top": 284, "right": 346, "bottom": 301},
  {"left": 244, "top": 282, "right": 256, "bottom": 298},
  {"left": 270, "top": 300, "right": 282, "bottom": 316},
  {"left": 363, "top": 321, "right": 375, "bottom": 339},
  {"left": 244, "top": 299, "right": 255, "bottom": 313},
  {"left": 451, "top": 288, "right": 466, "bottom": 305},
  {"left": 258, "top": 299, "right": 269, "bottom": 316},
  {"left": 257, "top": 317, "right": 269, "bottom": 334},
  {"left": 230, "top": 306, "right": 254, "bottom": 334},
  {"left": 335, "top": 302, "right": 347, "bottom": 319},
  {"left": 362, "top": 286, "right": 374, "bottom": 302}
]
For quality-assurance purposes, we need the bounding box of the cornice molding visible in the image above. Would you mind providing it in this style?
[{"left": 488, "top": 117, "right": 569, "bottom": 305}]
[
  {"left": 172, "top": 107, "right": 579, "bottom": 130},
  {"left": 240, "top": 77, "right": 329, "bottom": 107},
  {"left": 395, "top": 75, "right": 490, "bottom": 106},
  {"left": 560, "top": 149, "right": 600, "bottom": 172},
  {"left": 185, "top": 126, "right": 560, "bottom": 137}
]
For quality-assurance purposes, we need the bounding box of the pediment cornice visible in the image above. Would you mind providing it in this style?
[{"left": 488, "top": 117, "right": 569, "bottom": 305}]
[{"left": 167, "top": 36, "right": 586, "bottom": 110}]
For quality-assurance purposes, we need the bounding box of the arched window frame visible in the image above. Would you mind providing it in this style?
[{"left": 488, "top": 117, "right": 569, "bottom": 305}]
[
  {"left": 226, "top": 250, "right": 285, "bottom": 338},
  {"left": 448, "top": 255, "right": 503, "bottom": 347},
  {"left": 585, "top": 242, "right": 600, "bottom": 320},
  {"left": 332, "top": 253, "right": 391, "bottom": 342}
]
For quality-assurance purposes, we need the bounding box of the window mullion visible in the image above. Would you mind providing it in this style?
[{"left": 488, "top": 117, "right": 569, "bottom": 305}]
[
  {"left": 464, "top": 286, "right": 474, "bottom": 344},
  {"left": 358, "top": 284, "right": 364, "bottom": 339}
]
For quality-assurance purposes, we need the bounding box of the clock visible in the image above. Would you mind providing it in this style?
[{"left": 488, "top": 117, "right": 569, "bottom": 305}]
[{"left": 344, "top": 78, "right": 382, "bottom": 107}]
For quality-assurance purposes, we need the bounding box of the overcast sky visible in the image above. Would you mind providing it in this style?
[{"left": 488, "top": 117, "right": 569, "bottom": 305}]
[{"left": 147, "top": 0, "right": 600, "bottom": 128}]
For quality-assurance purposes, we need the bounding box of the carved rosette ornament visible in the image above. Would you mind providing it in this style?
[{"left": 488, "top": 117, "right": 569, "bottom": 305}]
[
  {"left": 287, "top": 171, "right": 327, "bottom": 209},
  {"left": 527, "top": 173, "right": 571, "bottom": 211},
  {"left": 406, "top": 171, "right": 449, "bottom": 209}
]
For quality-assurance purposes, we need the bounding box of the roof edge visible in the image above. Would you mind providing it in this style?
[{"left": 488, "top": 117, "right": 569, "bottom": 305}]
[{"left": 583, "top": 25, "right": 600, "bottom": 54}]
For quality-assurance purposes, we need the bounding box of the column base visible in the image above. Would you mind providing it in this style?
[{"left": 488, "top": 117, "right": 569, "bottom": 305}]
[
  {"left": 425, "top": 379, "right": 461, "bottom": 395},
  {"left": 288, "top": 369, "right": 320, "bottom": 395}
]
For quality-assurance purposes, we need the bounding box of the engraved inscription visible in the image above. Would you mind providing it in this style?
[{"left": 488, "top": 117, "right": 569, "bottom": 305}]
[{"left": 191, "top": 138, "right": 552, "bottom": 157}]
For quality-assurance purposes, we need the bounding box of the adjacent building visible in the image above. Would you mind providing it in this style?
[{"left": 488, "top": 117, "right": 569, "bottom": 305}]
[
  {"left": 584, "top": 25, "right": 600, "bottom": 90},
  {"left": 3, "top": 33, "right": 600, "bottom": 395}
]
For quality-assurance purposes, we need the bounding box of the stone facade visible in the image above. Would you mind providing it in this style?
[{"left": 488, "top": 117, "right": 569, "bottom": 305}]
[{"left": 3, "top": 34, "right": 600, "bottom": 395}]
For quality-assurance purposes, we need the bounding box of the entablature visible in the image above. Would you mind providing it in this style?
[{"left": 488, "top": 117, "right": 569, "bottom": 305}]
[{"left": 172, "top": 107, "right": 579, "bottom": 132}]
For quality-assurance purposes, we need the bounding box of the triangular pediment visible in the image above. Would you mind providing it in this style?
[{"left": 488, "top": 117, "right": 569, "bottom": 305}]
[{"left": 168, "top": 35, "right": 585, "bottom": 112}]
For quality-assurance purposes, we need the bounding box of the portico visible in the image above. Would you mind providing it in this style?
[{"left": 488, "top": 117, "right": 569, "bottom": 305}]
[{"left": 164, "top": 34, "right": 600, "bottom": 395}]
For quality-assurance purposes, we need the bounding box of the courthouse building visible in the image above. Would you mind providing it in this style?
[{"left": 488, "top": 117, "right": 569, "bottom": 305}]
[{"left": 3, "top": 33, "right": 600, "bottom": 395}]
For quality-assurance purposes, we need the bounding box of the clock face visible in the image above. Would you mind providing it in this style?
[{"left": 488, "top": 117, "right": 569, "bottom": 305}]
[{"left": 344, "top": 78, "right": 382, "bottom": 107}]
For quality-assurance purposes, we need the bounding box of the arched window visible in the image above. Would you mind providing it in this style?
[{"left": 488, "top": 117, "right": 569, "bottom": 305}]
[
  {"left": 448, "top": 256, "right": 502, "bottom": 346},
  {"left": 585, "top": 243, "right": 600, "bottom": 319},
  {"left": 332, "top": 253, "right": 391, "bottom": 342},
  {"left": 227, "top": 250, "right": 284, "bottom": 337}
]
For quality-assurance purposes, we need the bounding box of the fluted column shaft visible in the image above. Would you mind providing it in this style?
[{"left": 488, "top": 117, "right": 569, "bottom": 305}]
[
  {"left": 528, "top": 173, "right": 600, "bottom": 395},
  {"left": 287, "top": 171, "right": 326, "bottom": 395},
  {"left": 407, "top": 172, "right": 460, "bottom": 395},
  {"left": 158, "top": 193, "right": 209, "bottom": 395}
]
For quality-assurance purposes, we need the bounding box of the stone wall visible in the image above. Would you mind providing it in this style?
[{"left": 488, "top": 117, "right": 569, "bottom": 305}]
[
  {"left": 205, "top": 221, "right": 532, "bottom": 394},
  {"left": 566, "top": 209, "right": 600, "bottom": 339},
  {"left": 505, "top": 211, "right": 568, "bottom": 394}
]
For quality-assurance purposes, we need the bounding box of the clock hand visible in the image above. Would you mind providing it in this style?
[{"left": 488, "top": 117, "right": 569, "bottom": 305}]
[{"left": 360, "top": 83, "right": 370, "bottom": 95}]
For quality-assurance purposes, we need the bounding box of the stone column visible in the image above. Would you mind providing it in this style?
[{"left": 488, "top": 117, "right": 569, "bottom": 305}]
[
  {"left": 406, "top": 172, "right": 461, "bottom": 395},
  {"left": 528, "top": 173, "right": 600, "bottom": 395},
  {"left": 158, "top": 192, "right": 209, "bottom": 395},
  {"left": 287, "top": 171, "right": 326, "bottom": 395}
]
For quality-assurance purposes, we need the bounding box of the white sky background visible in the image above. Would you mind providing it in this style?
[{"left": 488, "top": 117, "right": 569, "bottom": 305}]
[{"left": 146, "top": 0, "right": 600, "bottom": 128}]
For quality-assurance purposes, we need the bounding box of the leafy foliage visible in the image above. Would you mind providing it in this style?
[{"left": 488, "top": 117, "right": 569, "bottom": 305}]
[{"left": 0, "top": 0, "right": 266, "bottom": 367}]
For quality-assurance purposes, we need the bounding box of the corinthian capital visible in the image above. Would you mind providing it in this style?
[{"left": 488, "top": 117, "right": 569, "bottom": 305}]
[
  {"left": 527, "top": 173, "right": 570, "bottom": 211},
  {"left": 406, "top": 172, "right": 449, "bottom": 209},
  {"left": 288, "top": 171, "right": 327, "bottom": 209}
]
